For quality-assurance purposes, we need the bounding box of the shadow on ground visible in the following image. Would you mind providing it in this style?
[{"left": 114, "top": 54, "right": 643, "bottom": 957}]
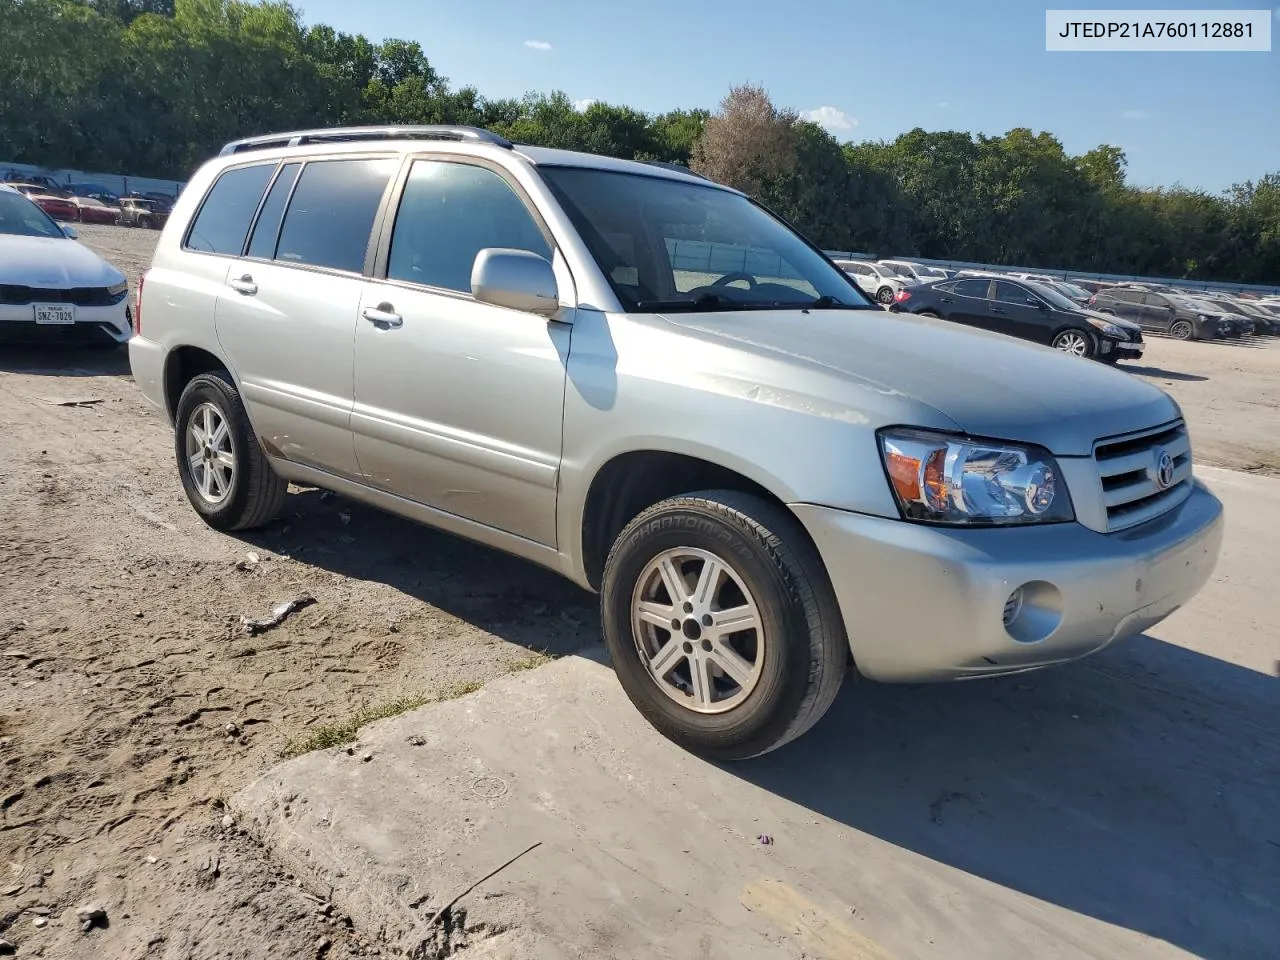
[
  {"left": 0, "top": 344, "right": 130, "bottom": 377},
  {"left": 730, "top": 637, "right": 1279, "bottom": 960},
  {"left": 237, "top": 488, "right": 598, "bottom": 659},
  {"left": 1124, "top": 364, "right": 1209, "bottom": 382}
]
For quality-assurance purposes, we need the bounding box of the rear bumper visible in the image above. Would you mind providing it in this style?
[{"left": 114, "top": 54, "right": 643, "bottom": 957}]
[
  {"left": 128, "top": 333, "right": 170, "bottom": 422},
  {"left": 792, "top": 480, "right": 1223, "bottom": 682},
  {"left": 0, "top": 301, "right": 131, "bottom": 344}
]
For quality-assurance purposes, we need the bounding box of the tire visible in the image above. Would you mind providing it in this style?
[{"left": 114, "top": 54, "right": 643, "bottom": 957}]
[
  {"left": 601, "top": 490, "right": 847, "bottom": 761},
  {"left": 1051, "top": 328, "right": 1095, "bottom": 358},
  {"left": 876, "top": 286, "right": 895, "bottom": 305},
  {"left": 1170, "top": 319, "right": 1194, "bottom": 341},
  {"left": 174, "top": 369, "right": 286, "bottom": 531}
]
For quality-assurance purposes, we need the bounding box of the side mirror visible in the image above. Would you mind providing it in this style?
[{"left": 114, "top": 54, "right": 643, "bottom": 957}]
[
  {"left": 61, "top": 224, "right": 78, "bottom": 239},
  {"left": 471, "top": 248, "right": 559, "bottom": 317}
]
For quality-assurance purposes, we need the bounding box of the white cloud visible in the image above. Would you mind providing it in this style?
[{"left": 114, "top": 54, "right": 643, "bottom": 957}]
[
  {"left": 523, "top": 40, "right": 552, "bottom": 51},
  {"left": 1121, "top": 108, "right": 1148, "bottom": 120},
  {"left": 937, "top": 101, "right": 949, "bottom": 109},
  {"left": 801, "top": 106, "right": 859, "bottom": 134},
  {"left": 573, "top": 98, "right": 597, "bottom": 112}
]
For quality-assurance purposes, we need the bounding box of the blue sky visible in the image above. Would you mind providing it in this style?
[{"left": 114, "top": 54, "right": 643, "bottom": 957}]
[{"left": 292, "top": 0, "right": 1279, "bottom": 193}]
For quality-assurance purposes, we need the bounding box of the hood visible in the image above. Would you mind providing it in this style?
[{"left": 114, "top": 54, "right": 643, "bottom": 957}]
[
  {"left": 0, "top": 234, "right": 125, "bottom": 289},
  {"left": 1079, "top": 307, "right": 1142, "bottom": 333},
  {"left": 656, "top": 308, "right": 1179, "bottom": 457}
]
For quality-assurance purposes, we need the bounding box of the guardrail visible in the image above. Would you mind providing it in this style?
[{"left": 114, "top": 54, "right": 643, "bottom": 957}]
[
  {"left": 2, "top": 160, "right": 185, "bottom": 199},
  {"left": 821, "top": 250, "right": 1280, "bottom": 296}
]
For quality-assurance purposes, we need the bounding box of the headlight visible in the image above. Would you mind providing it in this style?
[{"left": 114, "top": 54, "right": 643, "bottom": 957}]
[
  {"left": 107, "top": 280, "right": 129, "bottom": 303},
  {"left": 878, "top": 428, "right": 1074, "bottom": 525},
  {"left": 1085, "top": 317, "right": 1124, "bottom": 338}
]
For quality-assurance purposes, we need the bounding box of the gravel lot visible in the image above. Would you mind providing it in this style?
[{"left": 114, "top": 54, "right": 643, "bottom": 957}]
[{"left": 1, "top": 224, "right": 1276, "bottom": 959}]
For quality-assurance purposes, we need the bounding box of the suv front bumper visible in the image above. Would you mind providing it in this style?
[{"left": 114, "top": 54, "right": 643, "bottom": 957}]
[{"left": 791, "top": 480, "right": 1223, "bottom": 682}]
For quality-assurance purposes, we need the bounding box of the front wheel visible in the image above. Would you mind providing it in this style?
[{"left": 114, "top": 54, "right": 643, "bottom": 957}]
[
  {"left": 601, "top": 490, "right": 847, "bottom": 761},
  {"left": 1170, "top": 319, "right": 1194, "bottom": 341},
  {"left": 876, "top": 286, "right": 895, "bottom": 305},
  {"left": 1052, "top": 329, "right": 1095, "bottom": 358},
  {"left": 174, "top": 370, "right": 286, "bottom": 531}
]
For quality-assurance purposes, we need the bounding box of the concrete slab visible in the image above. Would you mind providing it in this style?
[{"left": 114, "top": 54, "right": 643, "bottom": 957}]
[{"left": 233, "top": 470, "right": 1279, "bottom": 960}]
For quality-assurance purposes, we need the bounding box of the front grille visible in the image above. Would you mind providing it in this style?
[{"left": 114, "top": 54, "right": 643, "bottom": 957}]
[
  {"left": 0, "top": 285, "right": 126, "bottom": 306},
  {"left": 1094, "top": 420, "right": 1193, "bottom": 531}
]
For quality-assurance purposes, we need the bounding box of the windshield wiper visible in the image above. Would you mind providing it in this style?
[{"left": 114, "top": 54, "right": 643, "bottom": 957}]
[
  {"left": 805, "top": 295, "right": 867, "bottom": 311},
  {"left": 634, "top": 292, "right": 746, "bottom": 312}
]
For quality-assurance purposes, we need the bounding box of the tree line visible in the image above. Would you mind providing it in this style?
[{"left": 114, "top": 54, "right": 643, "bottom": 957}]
[{"left": 2, "top": 0, "right": 1276, "bottom": 284}]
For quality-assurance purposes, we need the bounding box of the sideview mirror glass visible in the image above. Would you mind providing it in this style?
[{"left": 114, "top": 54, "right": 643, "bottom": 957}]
[
  {"left": 471, "top": 248, "right": 559, "bottom": 317},
  {"left": 61, "top": 224, "right": 78, "bottom": 239}
]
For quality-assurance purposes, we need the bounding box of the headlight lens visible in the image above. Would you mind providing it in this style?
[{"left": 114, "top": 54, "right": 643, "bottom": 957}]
[
  {"left": 1085, "top": 317, "right": 1124, "bottom": 338},
  {"left": 107, "top": 280, "right": 129, "bottom": 304},
  {"left": 878, "top": 428, "right": 1074, "bottom": 525}
]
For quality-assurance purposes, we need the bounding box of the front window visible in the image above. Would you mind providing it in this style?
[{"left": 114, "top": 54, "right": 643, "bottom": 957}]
[
  {"left": 1024, "top": 280, "right": 1082, "bottom": 312},
  {"left": 0, "top": 190, "right": 64, "bottom": 238},
  {"left": 538, "top": 167, "right": 873, "bottom": 311},
  {"left": 882, "top": 262, "right": 916, "bottom": 278}
]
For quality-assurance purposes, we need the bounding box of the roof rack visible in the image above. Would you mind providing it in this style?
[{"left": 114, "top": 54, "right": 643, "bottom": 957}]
[
  {"left": 643, "top": 160, "right": 712, "bottom": 181},
  {"left": 218, "top": 125, "right": 513, "bottom": 156}
]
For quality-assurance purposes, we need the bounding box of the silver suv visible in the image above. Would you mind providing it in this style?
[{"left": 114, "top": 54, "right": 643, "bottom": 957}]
[{"left": 129, "top": 125, "right": 1224, "bottom": 759}]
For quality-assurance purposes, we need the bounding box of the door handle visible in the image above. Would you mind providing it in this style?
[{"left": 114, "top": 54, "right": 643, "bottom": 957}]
[
  {"left": 991, "top": 306, "right": 1006, "bottom": 314},
  {"left": 362, "top": 303, "right": 403, "bottom": 328},
  {"left": 228, "top": 274, "right": 257, "bottom": 296},
  {"left": 939, "top": 297, "right": 953, "bottom": 303}
]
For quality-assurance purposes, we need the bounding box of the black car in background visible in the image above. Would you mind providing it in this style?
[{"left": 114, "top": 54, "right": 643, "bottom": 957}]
[
  {"left": 890, "top": 276, "right": 1145, "bottom": 363},
  {"left": 1090, "top": 288, "right": 1237, "bottom": 340},
  {"left": 1196, "top": 295, "right": 1274, "bottom": 334}
]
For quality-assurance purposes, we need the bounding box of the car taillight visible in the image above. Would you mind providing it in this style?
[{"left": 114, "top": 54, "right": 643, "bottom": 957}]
[
  {"left": 134, "top": 274, "right": 145, "bottom": 334},
  {"left": 894, "top": 290, "right": 911, "bottom": 303}
]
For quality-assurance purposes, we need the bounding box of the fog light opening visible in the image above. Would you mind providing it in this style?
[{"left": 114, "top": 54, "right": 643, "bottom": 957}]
[{"left": 1002, "top": 580, "right": 1064, "bottom": 644}]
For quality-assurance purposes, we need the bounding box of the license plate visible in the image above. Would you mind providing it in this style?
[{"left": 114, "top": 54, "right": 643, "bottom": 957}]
[
  {"left": 1116, "top": 342, "right": 1142, "bottom": 351},
  {"left": 34, "top": 304, "right": 75, "bottom": 324}
]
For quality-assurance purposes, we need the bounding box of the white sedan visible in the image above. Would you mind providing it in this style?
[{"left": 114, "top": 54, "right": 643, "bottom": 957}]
[
  {"left": 834, "top": 259, "right": 915, "bottom": 305},
  {"left": 0, "top": 184, "right": 131, "bottom": 347}
]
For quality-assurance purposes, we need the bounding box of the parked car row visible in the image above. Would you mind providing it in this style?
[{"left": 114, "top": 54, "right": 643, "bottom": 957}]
[{"left": 3, "top": 180, "right": 171, "bottom": 229}]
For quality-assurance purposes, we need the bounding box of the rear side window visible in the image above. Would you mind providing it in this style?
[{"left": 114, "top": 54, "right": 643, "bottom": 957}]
[
  {"left": 246, "top": 163, "right": 301, "bottom": 261},
  {"left": 185, "top": 163, "right": 275, "bottom": 255},
  {"left": 387, "top": 160, "right": 551, "bottom": 292},
  {"left": 951, "top": 279, "right": 990, "bottom": 298},
  {"left": 276, "top": 158, "right": 397, "bottom": 273}
]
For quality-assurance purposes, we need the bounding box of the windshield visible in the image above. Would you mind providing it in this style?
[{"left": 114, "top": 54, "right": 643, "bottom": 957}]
[
  {"left": 0, "top": 190, "right": 65, "bottom": 238},
  {"left": 538, "top": 167, "right": 874, "bottom": 312},
  {"left": 918, "top": 266, "right": 948, "bottom": 278},
  {"left": 1025, "top": 280, "right": 1083, "bottom": 312},
  {"left": 1057, "top": 281, "right": 1089, "bottom": 298},
  {"left": 881, "top": 262, "right": 916, "bottom": 278}
]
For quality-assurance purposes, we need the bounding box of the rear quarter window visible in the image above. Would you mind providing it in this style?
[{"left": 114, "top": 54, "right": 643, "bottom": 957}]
[{"left": 185, "top": 163, "right": 275, "bottom": 256}]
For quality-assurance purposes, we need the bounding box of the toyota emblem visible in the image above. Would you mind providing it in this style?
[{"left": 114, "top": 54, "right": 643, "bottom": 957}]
[{"left": 1155, "top": 450, "right": 1175, "bottom": 489}]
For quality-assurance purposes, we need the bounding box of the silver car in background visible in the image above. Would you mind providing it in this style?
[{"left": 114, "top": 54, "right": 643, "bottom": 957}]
[{"left": 128, "top": 125, "right": 1224, "bottom": 759}]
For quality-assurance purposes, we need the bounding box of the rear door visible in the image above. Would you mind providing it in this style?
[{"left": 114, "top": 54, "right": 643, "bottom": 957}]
[
  {"left": 212, "top": 154, "right": 398, "bottom": 478},
  {"left": 944, "top": 278, "right": 996, "bottom": 328}
]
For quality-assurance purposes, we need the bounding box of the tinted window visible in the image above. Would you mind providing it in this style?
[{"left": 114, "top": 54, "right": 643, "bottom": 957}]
[
  {"left": 388, "top": 160, "right": 551, "bottom": 292},
  {"left": 0, "top": 190, "right": 63, "bottom": 238},
  {"left": 952, "top": 279, "right": 990, "bottom": 298},
  {"left": 276, "top": 158, "right": 397, "bottom": 273},
  {"left": 186, "top": 163, "right": 275, "bottom": 255},
  {"left": 994, "top": 281, "right": 1034, "bottom": 305},
  {"left": 1141, "top": 293, "right": 1169, "bottom": 306},
  {"left": 246, "top": 163, "right": 300, "bottom": 261}
]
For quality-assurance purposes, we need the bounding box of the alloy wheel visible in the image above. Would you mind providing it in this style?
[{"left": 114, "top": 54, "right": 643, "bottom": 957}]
[
  {"left": 630, "top": 547, "right": 765, "bottom": 714},
  {"left": 1053, "top": 331, "right": 1090, "bottom": 356},
  {"left": 184, "top": 401, "right": 236, "bottom": 505}
]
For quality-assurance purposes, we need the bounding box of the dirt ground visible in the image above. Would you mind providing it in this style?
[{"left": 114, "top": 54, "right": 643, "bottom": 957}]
[{"left": 1, "top": 224, "right": 1277, "bottom": 959}]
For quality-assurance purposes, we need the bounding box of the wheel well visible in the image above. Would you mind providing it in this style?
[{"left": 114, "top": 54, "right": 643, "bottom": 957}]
[
  {"left": 580, "top": 451, "right": 790, "bottom": 592},
  {"left": 164, "top": 346, "right": 228, "bottom": 420}
]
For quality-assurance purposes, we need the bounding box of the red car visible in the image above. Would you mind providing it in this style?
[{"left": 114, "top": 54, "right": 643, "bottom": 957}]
[
  {"left": 11, "top": 183, "right": 78, "bottom": 221},
  {"left": 71, "top": 196, "right": 123, "bottom": 224}
]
